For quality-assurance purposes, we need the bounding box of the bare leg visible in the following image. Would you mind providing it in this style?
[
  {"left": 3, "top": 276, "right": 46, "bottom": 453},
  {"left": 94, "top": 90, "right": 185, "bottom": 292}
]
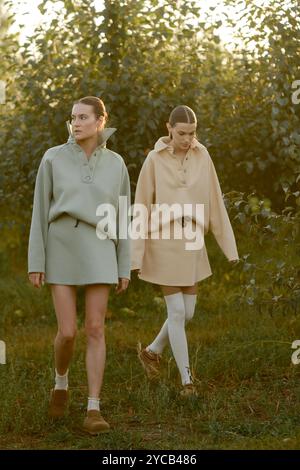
[
  {"left": 181, "top": 284, "right": 197, "bottom": 295},
  {"left": 51, "top": 284, "right": 77, "bottom": 375},
  {"left": 84, "top": 284, "right": 110, "bottom": 398},
  {"left": 161, "top": 285, "right": 182, "bottom": 296}
]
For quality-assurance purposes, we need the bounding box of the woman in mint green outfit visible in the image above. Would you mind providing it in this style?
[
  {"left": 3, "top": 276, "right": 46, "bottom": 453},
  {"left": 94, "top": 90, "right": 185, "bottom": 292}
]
[{"left": 28, "top": 96, "right": 131, "bottom": 434}]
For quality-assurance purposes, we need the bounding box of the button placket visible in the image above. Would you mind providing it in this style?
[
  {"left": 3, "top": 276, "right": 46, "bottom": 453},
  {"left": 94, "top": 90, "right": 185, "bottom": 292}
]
[
  {"left": 182, "top": 150, "right": 191, "bottom": 183},
  {"left": 80, "top": 152, "right": 98, "bottom": 183},
  {"left": 166, "top": 145, "right": 190, "bottom": 186},
  {"left": 176, "top": 152, "right": 190, "bottom": 186}
]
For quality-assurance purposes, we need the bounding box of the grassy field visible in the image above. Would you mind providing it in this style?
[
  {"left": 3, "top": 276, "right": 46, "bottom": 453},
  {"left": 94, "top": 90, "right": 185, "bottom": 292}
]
[{"left": 0, "top": 233, "right": 300, "bottom": 450}]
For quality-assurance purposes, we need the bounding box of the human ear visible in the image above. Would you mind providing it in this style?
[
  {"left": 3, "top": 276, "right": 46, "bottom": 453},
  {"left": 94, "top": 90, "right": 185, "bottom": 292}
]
[
  {"left": 97, "top": 115, "right": 105, "bottom": 130},
  {"left": 166, "top": 122, "right": 173, "bottom": 139}
]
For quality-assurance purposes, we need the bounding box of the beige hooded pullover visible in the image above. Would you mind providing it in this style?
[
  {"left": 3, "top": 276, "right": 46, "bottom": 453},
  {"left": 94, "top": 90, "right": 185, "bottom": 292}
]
[{"left": 131, "top": 136, "right": 239, "bottom": 286}]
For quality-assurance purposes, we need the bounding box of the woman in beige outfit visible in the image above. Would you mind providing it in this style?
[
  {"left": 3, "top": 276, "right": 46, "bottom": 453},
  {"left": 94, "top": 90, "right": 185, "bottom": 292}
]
[{"left": 131, "top": 105, "right": 239, "bottom": 395}]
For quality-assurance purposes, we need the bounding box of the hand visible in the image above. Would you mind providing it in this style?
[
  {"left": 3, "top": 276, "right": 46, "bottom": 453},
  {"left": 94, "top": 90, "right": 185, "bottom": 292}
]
[
  {"left": 28, "top": 272, "right": 45, "bottom": 288},
  {"left": 115, "top": 277, "right": 130, "bottom": 294}
]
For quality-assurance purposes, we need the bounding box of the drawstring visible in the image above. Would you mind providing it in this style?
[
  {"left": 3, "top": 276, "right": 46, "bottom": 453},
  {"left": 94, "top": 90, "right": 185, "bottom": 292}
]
[{"left": 74, "top": 219, "right": 79, "bottom": 227}]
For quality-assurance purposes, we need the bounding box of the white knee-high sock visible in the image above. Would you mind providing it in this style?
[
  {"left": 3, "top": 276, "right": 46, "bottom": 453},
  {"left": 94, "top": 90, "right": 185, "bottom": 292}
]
[
  {"left": 166, "top": 292, "right": 192, "bottom": 385},
  {"left": 147, "top": 319, "right": 169, "bottom": 355},
  {"left": 147, "top": 294, "right": 197, "bottom": 356},
  {"left": 183, "top": 294, "right": 197, "bottom": 323}
]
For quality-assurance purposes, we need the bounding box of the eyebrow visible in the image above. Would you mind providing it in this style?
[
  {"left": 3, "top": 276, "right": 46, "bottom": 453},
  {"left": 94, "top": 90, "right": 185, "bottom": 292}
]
[
  {"left": 178, "top": 130, "right": 196, "bottom": 134},
  {"left": 71, "top": 113, "right": 89, "bottom": 117}
]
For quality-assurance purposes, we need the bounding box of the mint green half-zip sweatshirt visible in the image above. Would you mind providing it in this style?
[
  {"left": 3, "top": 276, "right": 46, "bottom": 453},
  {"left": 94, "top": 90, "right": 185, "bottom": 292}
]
[{"left": 28, "top": 123, "right": 131, "bottom": 279}]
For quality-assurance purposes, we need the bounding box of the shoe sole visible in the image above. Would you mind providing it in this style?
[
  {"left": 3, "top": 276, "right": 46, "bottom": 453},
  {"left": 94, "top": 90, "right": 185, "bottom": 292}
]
[{"left": 83, "top": 425, "right": 110, "bottom": 435}]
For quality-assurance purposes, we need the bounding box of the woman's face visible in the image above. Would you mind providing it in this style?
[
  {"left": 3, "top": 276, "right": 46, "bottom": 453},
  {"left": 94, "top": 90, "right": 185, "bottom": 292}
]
[
  {"left": 166, "top": 122, "right": 197, "bottom": 151},
  {"left": 71, "top": 103, "right": 104, "bottom": 141}
]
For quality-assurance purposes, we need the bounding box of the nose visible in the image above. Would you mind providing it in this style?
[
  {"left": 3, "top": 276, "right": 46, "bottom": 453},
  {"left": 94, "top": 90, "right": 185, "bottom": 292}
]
[{"left": 72, "top": 117, "right": 81, "bottom": 126}]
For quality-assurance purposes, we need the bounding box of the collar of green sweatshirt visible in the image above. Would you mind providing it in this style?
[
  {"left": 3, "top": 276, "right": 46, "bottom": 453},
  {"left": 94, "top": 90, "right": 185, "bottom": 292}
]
[{"left": 65, "top": 121, "right": 117, "bottom": 149}]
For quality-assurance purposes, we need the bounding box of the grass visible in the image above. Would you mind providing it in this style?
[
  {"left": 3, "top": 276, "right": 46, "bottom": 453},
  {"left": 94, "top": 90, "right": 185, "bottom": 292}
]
[{"left": 0, "top": 233, "right": 300, "bottom": 449}]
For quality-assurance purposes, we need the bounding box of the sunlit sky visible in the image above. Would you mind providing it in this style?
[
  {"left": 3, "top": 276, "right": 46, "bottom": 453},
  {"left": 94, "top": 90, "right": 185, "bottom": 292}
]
[{"left": 10, "top": 0, "right": 245, "bottom": 51}]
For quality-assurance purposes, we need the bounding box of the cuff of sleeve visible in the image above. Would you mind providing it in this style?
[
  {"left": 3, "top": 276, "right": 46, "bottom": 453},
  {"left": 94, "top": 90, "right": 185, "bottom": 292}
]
[
  {"left": 131, "top": 263, "right": 142, "bottom": 271},
  {"left": 118, "top": 270, "right": 131, "bottom": 280},
  {"left": 28, "top": 268, "right": 45, "bottom": 274}
]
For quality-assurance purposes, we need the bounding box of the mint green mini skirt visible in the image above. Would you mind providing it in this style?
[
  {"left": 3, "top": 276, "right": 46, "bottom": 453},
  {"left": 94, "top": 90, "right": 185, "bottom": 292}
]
[{"left": 45, "top": 214, "right": 118, "bottom": 285}]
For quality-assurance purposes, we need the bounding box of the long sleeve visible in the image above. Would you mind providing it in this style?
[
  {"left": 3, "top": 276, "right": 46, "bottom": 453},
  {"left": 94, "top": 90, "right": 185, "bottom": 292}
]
[
  {"left": 208, "top": 156, "right": 239, "bottom": 261},
  {"left": 28, "top": 152, "right": 53, "bottom": 273},
  {"left": 116, "top": 162, "right": 131, "bottom": 279},
  {"left": 131, "top": 155, "right": 155, "bottom": 270}
]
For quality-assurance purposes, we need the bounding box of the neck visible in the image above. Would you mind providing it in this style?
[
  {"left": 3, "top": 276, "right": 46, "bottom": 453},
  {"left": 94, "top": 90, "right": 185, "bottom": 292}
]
[
  {"left": 174, "top": 148, "right": 188, "bottom": 156},
  {"left": 76, "top": 135, "right": 99, "bottom": 159},
  {"left": 170, "top": 142, "right": 189, "bottom": 160}
]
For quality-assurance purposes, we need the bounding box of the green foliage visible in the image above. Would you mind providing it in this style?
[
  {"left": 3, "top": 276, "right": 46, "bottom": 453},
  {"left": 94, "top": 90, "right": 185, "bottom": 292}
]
[
  {"left": 0, "top": 0, "right": 299, "bottom": 450},
  {"left": 222, "top": 0, "right": 300, "bottom": 208},
  {"left": 0, "top": 1, "right": 298, "bottom": 315},
  {"left": 1, "top": 0, "right": 299, "bottom": 257},
  {"left": 223, "top": 190, "right": 300, "bottom": 314}
]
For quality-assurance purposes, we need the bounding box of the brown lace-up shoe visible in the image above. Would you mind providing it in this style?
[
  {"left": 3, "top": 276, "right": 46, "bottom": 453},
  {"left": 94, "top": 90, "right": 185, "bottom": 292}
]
[
  {"left": 179, "top": 383, "right": 198, "bottom": 397},
  {"left": 83, "top": 410, "right": 110, "bottom": 434},
  {"left": 137, "top": 341, "right": 161, "bottom": 381},
  {"left": 48, "top": 389, "right": 69, "bottom": 418}
]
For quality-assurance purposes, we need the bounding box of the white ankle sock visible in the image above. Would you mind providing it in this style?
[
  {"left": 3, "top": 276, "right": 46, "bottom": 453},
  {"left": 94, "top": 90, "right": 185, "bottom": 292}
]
[
  {"left": 54, "top": 369, "right": 69, "bottom": 390},
  {"left": 87, "top": 397, "right": 100, "bottom": 411},
  {"left": 183, "top": 294, "right": 197, "bottom": 323}
]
